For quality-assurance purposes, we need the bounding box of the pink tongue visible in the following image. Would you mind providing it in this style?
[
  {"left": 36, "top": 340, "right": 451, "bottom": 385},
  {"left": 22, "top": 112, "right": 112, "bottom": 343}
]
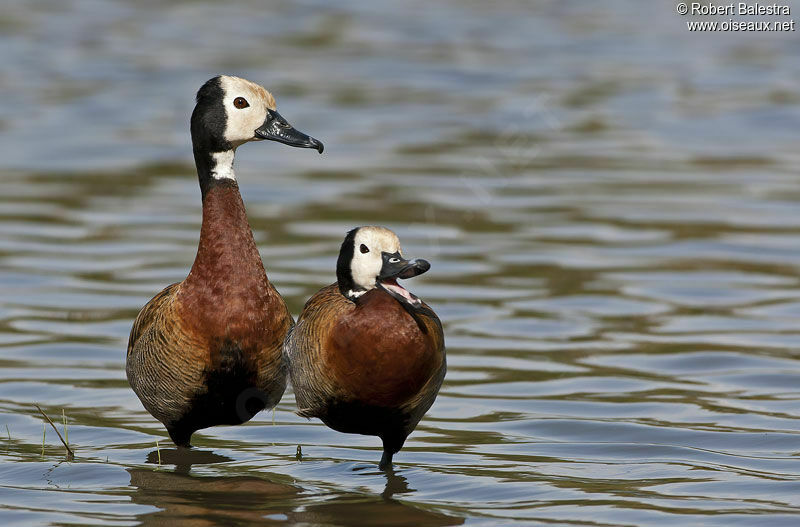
[{"left": 382, "top": 281, "right": 418, "bottom": 303}]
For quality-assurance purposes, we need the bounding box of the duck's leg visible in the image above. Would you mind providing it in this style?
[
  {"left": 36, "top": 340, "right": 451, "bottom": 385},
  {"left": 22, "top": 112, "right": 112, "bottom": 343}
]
[
  {"left": 379, "top": 449, "right": 394, "bottom": 470},
  {"left": 379, "top": 433, "right": 405, "bottom": 470}
]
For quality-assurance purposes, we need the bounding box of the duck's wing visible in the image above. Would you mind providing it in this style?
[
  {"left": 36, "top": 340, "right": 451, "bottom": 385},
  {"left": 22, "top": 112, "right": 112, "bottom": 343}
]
[
  {"left": 284, "top": 284, "right": 346, "bottom": 418},
  {"left": 126, "top": 282, "right": 210, "bottom": 433},
  {"left": 396, "top": 302, "right": 446, "bottom": 431},
  {"left": 127, "top": 282, "right": 181, "bottom": 357}
]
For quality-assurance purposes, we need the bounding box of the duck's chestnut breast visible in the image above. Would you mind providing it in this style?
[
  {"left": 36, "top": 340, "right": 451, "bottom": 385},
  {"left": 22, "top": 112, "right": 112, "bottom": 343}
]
[{"left": 324, "top": 289, "right": 442, "bottom": 407}]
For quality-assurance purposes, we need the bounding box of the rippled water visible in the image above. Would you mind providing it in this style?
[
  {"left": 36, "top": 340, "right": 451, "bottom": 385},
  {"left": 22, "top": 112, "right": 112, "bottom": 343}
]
[{"left": 2, "top": 1, "right": 800, "bottom": 525}]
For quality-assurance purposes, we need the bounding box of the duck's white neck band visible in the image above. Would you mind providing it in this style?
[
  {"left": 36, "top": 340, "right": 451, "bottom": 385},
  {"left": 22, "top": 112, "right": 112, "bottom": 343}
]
[
  {"left": 210, "top": 150, "right": 236, "bottom": 181},
  {"left": 347, "top": 289, "right": 367, "bottom": 299}
]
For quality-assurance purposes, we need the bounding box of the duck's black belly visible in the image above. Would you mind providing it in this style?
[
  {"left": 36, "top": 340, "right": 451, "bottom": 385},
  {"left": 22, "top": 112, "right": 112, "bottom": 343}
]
[
  {"left": 166, "top": 343, "right": 269, "bottom": 445},
  {"left": 316, "top": 399, "right": 410, "bottom": 437}
]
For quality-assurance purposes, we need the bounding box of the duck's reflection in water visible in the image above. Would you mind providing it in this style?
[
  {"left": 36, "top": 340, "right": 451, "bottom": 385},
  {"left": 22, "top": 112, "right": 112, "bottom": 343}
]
[
  {"left": 144, "top": 447, "right": 233, "bottom": 474},
  {"left": 129, "top": 450, "right": 463, "bottom": 526},
  {"left": 381, "top": 465, "right": 412, "bottom": 499}
]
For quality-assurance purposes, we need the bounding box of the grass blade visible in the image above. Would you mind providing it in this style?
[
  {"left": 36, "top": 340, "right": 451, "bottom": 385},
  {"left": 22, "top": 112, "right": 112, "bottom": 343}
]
[{"left": 34, "top": 404, "right": 74, "bottom": 460}]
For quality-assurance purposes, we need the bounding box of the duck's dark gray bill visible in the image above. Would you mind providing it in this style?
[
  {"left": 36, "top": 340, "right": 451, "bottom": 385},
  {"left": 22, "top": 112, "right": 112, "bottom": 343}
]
[
  {"left": 255, "top": 109, "right": 324, "bottom": 153},
  {"left": 379, "top": 255, "right": 431, "bottom": 280}
]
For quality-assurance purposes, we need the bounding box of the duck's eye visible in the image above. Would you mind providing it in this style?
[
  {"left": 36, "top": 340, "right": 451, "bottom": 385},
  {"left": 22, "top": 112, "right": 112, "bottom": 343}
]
[
  {"left": 389, "top": 257, "right": 400, "bottom": 263},
  {"left": 360, "top": 244, "right": 369, "bottom": 254},
  {"left": 233, "top": 97, "right": 249, "bottom": 109}
]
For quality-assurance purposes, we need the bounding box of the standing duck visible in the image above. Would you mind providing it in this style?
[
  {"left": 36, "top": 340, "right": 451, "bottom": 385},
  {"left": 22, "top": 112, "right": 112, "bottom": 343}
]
[
  {"left": 127, "top": 75, "right": 323, "bottom": 447},
  {"left": 285, "top": 226, "right": 446, "bottom": 468}
]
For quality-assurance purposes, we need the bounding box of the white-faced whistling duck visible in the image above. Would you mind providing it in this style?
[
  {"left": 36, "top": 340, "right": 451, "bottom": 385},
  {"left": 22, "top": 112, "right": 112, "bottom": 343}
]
[
  {"left": 126, "top": 75, "right": 323, "bottom": 447},
  {"left": 285, "top": 226, "right": 446, "bottom": 468}
]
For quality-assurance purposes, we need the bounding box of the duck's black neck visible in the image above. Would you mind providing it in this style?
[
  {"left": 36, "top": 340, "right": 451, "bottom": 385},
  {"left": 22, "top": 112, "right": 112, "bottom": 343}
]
[
  {"left": 336, "top": 228, "right": 365, "bottom": 300},
  {"left": 193, "top": 147, "right": 214, "bottom": 194},
  {"left": 191, "top": 90, "right": 234, "bottom": 197}
]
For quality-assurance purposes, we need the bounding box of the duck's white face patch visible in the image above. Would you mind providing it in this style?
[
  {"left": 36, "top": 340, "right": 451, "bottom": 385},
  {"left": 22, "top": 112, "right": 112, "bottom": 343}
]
[
  {"left": 349, "top": 227, "right": 401, "bottom": 292},
  {"left": 219, "top": 75, "right": 276, "bottom": 148}
]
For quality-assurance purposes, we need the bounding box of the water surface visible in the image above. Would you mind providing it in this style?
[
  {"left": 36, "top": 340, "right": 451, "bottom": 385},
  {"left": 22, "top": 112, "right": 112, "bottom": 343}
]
[{"left": 2, "top": 1, "right": 800, "bottom": 525}]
